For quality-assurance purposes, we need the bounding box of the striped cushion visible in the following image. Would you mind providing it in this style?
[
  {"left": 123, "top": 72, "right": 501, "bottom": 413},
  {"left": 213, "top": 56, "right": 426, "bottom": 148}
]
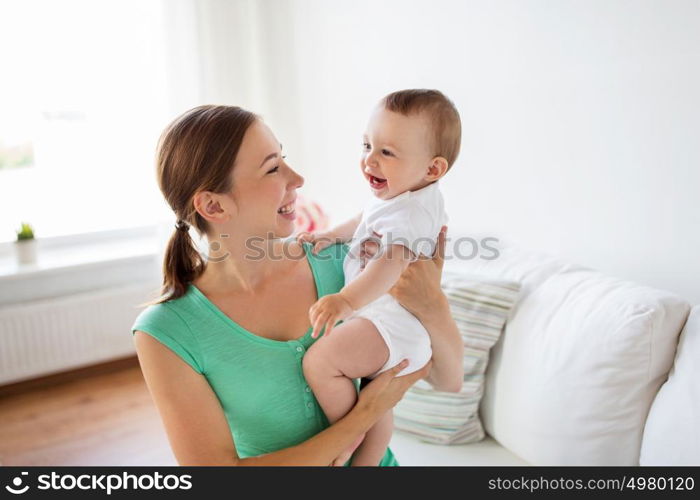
[{"left": 393, "top": 272, "right": 521, "bottom": 444}]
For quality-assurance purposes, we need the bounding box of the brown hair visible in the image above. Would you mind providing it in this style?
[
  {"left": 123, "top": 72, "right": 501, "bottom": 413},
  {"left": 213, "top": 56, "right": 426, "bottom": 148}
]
[
  {"left": 380, "top": 89, "right": 461, "bottom": 169},
  {"left": 140, "top": 105, "right": 258, "bottom": 306}
]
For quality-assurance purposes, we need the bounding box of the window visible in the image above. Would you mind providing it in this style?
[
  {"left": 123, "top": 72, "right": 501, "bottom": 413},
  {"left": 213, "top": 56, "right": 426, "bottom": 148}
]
[{"left": 0, "top": 0, "right": 176, "bottom": 243}]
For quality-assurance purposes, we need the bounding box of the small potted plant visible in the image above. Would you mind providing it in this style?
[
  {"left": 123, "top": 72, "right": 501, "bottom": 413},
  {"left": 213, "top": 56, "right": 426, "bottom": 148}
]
[{"left": 15, "top": 222, "right": 37, "bottom": 265}]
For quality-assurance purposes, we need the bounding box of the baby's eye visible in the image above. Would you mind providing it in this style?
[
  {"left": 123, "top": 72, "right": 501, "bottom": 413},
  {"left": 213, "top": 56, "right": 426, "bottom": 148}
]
[
  {"left": 362, "top": 142, "right": 370, "bottom": 151},
  {"left": 381, "top": 149, "right": 393, "bottom": 156}
]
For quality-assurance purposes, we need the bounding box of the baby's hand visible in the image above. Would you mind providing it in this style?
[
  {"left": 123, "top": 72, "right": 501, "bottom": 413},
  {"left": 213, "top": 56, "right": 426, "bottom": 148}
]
[
  {"left": 309, "top": 293, "right": 354, "bottom": 338},
  {"left": 296, "top": 230, "right": 339, "bottom": 255}
]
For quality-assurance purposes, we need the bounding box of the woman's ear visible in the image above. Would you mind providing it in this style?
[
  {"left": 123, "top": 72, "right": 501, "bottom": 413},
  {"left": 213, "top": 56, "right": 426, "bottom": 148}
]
[
  {"left": 193, "top": 191, "right": 232, "bottom": 224},
  {"left": 424, "top": 156, "right": 449, "bottom": 182}
]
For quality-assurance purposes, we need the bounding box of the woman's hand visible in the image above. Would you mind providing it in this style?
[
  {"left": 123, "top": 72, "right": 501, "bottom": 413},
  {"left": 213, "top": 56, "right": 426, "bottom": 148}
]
[
  {"left": 388, "top": 225, "right": 449, "bottom": 319},
  {"left": 354, "top": 359, "right": 432, "bottom": 418}
]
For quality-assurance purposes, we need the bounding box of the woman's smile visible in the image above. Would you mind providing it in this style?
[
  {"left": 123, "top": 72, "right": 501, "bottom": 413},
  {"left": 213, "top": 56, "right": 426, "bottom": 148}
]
[{"left": 277, "top": 198, "right": 297, "bottom": 220}]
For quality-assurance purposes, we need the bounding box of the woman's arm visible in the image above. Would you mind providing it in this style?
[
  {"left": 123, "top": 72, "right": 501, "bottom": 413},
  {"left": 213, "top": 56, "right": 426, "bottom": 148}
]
[
  {"left": 388, "top": 226, "right": 464, "bottom": 393},
  {"left": 134, "top": 331, "right": 429, "bottom": 466}
]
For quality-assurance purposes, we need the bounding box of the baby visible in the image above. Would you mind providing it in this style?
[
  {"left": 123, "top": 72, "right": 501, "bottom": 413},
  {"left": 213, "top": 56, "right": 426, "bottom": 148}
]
[{"left": 298, "top": 89, "right": 461, "bottom": 466}]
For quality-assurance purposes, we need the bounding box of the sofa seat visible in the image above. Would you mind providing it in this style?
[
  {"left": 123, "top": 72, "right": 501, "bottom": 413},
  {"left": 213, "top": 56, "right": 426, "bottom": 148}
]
[{"left": 389, "top": 432, "right": 529, "bottom": 466}]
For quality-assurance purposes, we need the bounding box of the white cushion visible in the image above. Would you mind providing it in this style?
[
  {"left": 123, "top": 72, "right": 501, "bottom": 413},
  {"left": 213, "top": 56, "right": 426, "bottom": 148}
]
[
  {"left": 479, "top": 267, "right": 690, "bottom": 465},
  {"left": 640, "top": 306, "right": 700, "bottom": 465}
]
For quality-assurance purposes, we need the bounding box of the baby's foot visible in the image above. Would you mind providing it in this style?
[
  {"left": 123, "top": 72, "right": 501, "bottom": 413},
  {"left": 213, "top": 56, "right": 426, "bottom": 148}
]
[{"left": 332, "top": 433, "right": 366, "bottom": 466}]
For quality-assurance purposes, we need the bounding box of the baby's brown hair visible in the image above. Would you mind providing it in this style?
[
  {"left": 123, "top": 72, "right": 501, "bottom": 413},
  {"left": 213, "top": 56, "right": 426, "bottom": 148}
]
[{"left": 380, "top": 89, "right": 461, "bottom": 169}]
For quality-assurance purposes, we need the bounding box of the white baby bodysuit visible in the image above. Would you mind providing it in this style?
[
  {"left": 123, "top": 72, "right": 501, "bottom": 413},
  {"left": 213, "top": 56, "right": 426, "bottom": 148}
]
[{"left": 342, "top": 181, "right": 449, "bottom": 378}]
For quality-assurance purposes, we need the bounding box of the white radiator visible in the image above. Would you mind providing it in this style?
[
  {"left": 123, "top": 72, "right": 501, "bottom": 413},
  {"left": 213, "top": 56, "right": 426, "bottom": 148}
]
[{"left": 0, "top": 283, "right": 160, "bottom": 385}]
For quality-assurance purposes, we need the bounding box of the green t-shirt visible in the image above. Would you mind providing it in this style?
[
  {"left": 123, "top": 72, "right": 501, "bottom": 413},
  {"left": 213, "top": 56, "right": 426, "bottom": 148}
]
[{"left": 131, "top": 241, "right": 398, "bottom": 466}]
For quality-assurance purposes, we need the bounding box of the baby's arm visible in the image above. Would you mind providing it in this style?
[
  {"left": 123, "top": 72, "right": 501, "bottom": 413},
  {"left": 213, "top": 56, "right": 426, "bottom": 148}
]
[
  {"left": 340, "top": 244, "right": 414, "bottom": 311},
  {"left": 297, "top": 212, "right": 362, "bottom": 254},
  {"left": 309, "top": 244, "right": 414, "bottom": 338},
  {"left": 330, "top": 212, "right": 363, "bottom": 241}
]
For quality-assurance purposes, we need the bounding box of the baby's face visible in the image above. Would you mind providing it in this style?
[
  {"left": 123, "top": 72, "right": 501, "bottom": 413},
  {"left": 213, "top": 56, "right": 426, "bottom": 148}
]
[{"left": 361, "top": 106, "right": 435, "bottom": 200}]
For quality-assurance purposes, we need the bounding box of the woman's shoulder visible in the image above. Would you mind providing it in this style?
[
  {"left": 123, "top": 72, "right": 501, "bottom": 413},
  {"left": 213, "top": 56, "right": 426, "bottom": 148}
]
[
  {"left": 131, "top": 288, "right": 200, "bottom": 333},
  {"left": 302, "top": 240, "right": 349, "bottom": 268},
  {"left": 311, "top": 240, "right": 350, "bottom": 262},
  {"left": 132, "top": 301, "right": 184, "bottom": 333},
  {"left": 131, "top": 290, "right": 204, "bottom": 374},
  {"left": 300, "top": 240, "right": 350, "bottom": 295}
]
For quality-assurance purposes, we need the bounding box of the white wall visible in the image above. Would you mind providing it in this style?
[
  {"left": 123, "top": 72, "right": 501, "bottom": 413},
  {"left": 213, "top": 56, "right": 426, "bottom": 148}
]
[{"left": 194, "top": 0, "right": 700, "bottom": 304}]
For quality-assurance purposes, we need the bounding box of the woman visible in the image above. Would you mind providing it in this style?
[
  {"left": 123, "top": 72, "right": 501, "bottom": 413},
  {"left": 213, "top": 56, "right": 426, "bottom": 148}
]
[{"left": 132, "top": 105, "right": 464, "bottom": 466}]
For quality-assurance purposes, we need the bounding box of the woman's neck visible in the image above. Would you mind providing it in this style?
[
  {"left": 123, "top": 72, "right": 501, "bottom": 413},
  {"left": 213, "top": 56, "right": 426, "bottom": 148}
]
[{"left": 194, "top": 237, "right": 302, "bottom": 295}]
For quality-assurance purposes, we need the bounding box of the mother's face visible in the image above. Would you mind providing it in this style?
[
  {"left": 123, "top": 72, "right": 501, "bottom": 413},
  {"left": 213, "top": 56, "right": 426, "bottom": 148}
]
[{"left": 199, "top": 119, "right": 304, "bottom": 242}]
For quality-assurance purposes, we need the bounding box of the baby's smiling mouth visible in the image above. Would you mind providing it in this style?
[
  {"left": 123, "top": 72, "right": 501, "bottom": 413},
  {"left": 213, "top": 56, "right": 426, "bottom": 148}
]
[{"left": 367, "top": 173, "right": 387, "bottom": 190}]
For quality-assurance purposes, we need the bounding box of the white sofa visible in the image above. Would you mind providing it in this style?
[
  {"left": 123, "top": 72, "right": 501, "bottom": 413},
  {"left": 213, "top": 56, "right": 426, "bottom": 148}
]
[{"left": 389, "top": 243, "right": 698, "bottom": 466}]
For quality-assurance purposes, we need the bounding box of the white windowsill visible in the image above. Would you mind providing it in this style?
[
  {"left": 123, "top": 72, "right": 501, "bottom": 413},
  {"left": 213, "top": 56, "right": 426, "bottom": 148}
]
[{"left": 0, "top": 225, "right": 163, "bottom": 307}]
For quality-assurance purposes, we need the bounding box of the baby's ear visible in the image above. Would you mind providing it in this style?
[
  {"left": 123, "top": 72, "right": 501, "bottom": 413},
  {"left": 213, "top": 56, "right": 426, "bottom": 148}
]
[{"left": 425, "top": 156, "right": 449, "bottom": 181}]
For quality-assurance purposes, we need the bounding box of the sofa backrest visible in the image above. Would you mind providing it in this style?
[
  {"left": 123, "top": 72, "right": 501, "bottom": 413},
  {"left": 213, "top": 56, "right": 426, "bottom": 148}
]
[
  {"left": 448, "top": 244, "right": 691, "bottom": 465},
  {"left": 640, "top": 305, "right": 700, "bottom": 465}
]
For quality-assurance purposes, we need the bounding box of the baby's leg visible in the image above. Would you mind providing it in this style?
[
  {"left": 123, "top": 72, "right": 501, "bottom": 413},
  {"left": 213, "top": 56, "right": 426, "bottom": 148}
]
[
  {"left": 350, "top": 409, "right": 393, "bottom": 466},
  {"left": 302, "top": 317, "right": 389, "bottom": 464},
  {"left": 303, "top": 317, "right": 389, "bottom": 422}
]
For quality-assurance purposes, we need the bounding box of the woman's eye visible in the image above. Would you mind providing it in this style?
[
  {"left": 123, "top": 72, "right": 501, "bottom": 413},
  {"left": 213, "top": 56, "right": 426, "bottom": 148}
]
[{"left": 266, "top": 155, "right": 286, "bottom": 174}]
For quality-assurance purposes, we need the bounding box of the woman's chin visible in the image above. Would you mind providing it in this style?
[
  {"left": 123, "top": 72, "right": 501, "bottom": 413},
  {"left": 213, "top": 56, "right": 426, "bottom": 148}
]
[{"left": 273, "top": 217, "right": 297, "bottom": 238}]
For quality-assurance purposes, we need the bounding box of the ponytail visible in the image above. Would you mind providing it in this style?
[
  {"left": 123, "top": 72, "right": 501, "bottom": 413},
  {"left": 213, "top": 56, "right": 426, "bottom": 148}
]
[
  {"left": 138, "top": 219, "right": 205, "bottom": 307},
  {"left": 162, "top": 219, "right": 206, "bottom": 301}
]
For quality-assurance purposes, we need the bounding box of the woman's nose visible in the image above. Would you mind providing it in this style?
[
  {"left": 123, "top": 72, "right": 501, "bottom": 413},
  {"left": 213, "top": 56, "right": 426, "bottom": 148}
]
[{"left": 289, "top": 167, "right": 304, "bottom": 189}]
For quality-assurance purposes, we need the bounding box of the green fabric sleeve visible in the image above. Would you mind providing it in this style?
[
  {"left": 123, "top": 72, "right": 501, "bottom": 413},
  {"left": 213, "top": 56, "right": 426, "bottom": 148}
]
[{"left": 131, "top": 303, "right": 204, "bottom": 375}]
